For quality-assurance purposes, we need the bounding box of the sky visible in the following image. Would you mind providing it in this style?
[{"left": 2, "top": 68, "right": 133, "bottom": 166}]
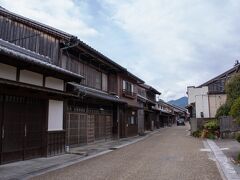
[{"left": 1, "top": 0, "right": 240, "bottom": 101}]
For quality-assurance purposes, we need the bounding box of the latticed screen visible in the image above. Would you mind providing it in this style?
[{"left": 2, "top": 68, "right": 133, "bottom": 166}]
[
  {"left": 67, "top": 112, "right": 113, "bottom": 146},
  {"left": 67, "top": 113, "right": 87, "bottom": 146}
]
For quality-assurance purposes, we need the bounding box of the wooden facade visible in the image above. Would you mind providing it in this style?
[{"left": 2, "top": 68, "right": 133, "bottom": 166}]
[
  {"left": 0, "top": 8, "right": 83, "bottom": 164},
  {"left": 66, "top": 100, "right": 114, "bottom": 147},
  {"left": 0, "top": 7, "right": 164, "bottom": 165}
]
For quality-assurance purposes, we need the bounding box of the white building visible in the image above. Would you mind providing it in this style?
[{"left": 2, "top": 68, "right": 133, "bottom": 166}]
[
  {"left": 187, "top": 86, "right": 226, "bottom": 119},
  {"left": 187, "top": 63, "right": 239, "bottom": 120}
]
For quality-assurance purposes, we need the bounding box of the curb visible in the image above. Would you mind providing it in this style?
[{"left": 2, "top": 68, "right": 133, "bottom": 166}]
[{"left": 206, "top": 139, "right": 240, "bottom": 180}]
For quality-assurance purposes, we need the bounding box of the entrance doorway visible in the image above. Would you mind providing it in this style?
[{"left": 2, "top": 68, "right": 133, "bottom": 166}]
[{"left": 0, "top": 95, "right": 46, "bottom": 164}]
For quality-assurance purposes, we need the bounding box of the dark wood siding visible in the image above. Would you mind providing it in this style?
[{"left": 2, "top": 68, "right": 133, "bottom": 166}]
[
  {"left": 66, "top": 103, "right": 113, "bottom": 147},
  {"left": 47, "top": 131, "right": 65, "bottom": 156},
  {"left": 0, "top": 95, "right": 46, "bottom": 164},
  {"left": 0, "top": 15, "right": 60, "bottom": 65},
  {"left": 61, "top": 54, "right": 106, "bottom": 91},
  {"left": 108, "top": 73, "right": 117, "bottom": 94}
]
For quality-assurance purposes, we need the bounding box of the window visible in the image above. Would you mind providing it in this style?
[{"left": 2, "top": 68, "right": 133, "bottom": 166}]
[
  {"left": 102, "top": 73, "right": 108, "bottom": 91},
  {"left": 128, "top": 116, "right": 136, "bottom": 125},
  {"left": 123, "top": 80, "right": 133, "bottom": 92}
]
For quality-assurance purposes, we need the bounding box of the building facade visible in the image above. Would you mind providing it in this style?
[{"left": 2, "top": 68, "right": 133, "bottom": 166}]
[
  {"left": 187, "top": 63, "right": 240, "bottom": 132},
  {"left": 0, "top": 7, "right": 164, "bottom": 165}
]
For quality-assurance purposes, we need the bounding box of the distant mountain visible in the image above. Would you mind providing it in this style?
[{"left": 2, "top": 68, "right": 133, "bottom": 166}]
[{"left": 168, "top": 96, "right": 188, "bottom": 108}]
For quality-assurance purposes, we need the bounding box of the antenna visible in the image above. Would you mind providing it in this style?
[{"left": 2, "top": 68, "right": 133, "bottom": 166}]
[{"left": 234, "top": 60, "right": 239, "bottom": 66}]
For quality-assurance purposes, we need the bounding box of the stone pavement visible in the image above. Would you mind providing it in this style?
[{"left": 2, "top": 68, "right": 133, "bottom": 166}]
[
  {"left": 214, "top": 138, "right": 240, "bottom": 176},
  {"left": 33, "top": 125, "right": 221, "bottom": 180},
  {"left": 0, "top": 130, "right": 159, "bottom": 180},
  {"left": 207, "top": 139, "right": 240, "bottom": 180}
]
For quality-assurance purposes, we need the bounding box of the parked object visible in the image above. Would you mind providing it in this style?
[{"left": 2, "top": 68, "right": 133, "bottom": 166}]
[{"left": 177, "top": 118, "right": 185, "bottom": 126}]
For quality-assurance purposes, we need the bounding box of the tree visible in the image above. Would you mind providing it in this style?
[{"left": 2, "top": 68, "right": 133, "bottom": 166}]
[
  {"left": 215, "top": 73, "right": 240, "bottom": 120},
  {"left": 229, "top": 97, "right": 240, "bottom": 123},
  {"left": 225, "top": 74, "right": 240, "bottom": 106},
  {"left": 215, "top": 103, "right": 231, "bottom": 119}
]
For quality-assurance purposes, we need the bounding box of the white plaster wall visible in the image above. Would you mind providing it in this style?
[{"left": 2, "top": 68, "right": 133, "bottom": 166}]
[
  {"left": 195, "top": 95, "right": 209, "bottom": 118},
  {"left": 45, "top": 77, "right": 64, "bottom": 91},
  {"left": 0, "top": 63, "right": 17, "bottom": 81},
  {"left": 209, "top": 94, "right": 227, "bottom": 118},
  {"left": 48, "top": 100, "right": 63, "bottom": 131},
  {"left": 187, "top": 86, "right": 208, "bottom": 104},
  {"left": 20, "top": 70, "right": 43, "bottom": 86}
]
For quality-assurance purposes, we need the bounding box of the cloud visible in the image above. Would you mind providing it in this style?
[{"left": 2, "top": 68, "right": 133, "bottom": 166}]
[
  {"left": 100, "top": 0, "right": 240, "bottom": 100},
  {"left": 1, "top": 0, "right": 240, "bottom": 101},
  {"left": 0, "top": 0, "right": 98, "bottom": 38}
]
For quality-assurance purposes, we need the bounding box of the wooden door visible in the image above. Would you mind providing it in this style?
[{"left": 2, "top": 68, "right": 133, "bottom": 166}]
[
  {"left": 105, "top": 116, "right": 112, "bottom": 139},
  {"left": 1, "top": 95, "right": 46, "bottom": 164},
  {"left": 24, "top": 98, "right": 45, "bottom": 160},
  {"left": 1, "top": 95, "right": 25, "bottom": 163},
  {"left": 87, "top": 115, "right": 95, "bottom": 144},
  {"left": 95, "top": 115, "right": 106, "bottom": 140}
]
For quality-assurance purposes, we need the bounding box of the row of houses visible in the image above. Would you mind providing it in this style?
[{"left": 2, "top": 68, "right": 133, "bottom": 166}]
[
  {"left": 0, "top": 7, "right": 187, "bottom": 164},
  {"left": 187, "top": 61, "right": 240, "bottom": 132}
]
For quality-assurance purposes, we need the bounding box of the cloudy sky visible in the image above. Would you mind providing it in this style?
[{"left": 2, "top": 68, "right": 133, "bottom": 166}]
[{"left": 1, "top": 0, "right": 240, "bottom": 101}]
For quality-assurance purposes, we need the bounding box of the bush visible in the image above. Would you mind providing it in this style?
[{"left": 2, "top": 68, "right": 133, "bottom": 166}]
[
  {"left": 237, "top": 152, "right": 240, "bottom": 162},
  {"left": 235, "top": 133, "right": 240, "bottom": 143},
  {"left": 230, "top": 97, "right": 240, "bottom": 123},
  {"left": 207, "top": 132, "right": 216, "bottom": 139},
  {"left": 203, "top": 120, "right": 219, "bottom": 131},
  {"left": 215, "top": 103, "right": 231, "bottom": 119},
  {"left": 225, "top": 74, "right": 240, "bottom": 105},
  {"left": 192, "top": 130, "right": 202, "bottom": 138}
]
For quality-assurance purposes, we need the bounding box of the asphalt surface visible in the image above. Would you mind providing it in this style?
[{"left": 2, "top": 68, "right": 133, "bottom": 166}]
[{"left": 33, "top": 125, "right": 222, "bottom": 180}]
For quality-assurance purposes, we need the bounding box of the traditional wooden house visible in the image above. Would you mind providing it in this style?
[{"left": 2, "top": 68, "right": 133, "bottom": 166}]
[
  {"left": 0, "top": 38, "right": 83, "bottom": 164},
  {"left": 0, "top": 7, "right": 88, "bottom": 164},
  {"left": 141, "top": 84, "right": 161, "bottom": 131},
  {"left": 137, "top": 85, "right": 147, "bottom": 135},
  {"left": 157, "top": 100, "right": 175, "bottom": 127},
  {"left": 117, "top": 72, "right": 144, "bottom": 137},
  {"left": 137, "top": 84, "right": 161, "bottom": 133},
  {"left": 60, "top": 40, "right": 129, "bottom": 146}
]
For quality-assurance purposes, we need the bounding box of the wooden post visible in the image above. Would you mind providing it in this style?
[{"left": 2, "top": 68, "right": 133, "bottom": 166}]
[{"left": 117, "top": 104, "right": 120, "bottom": 144}]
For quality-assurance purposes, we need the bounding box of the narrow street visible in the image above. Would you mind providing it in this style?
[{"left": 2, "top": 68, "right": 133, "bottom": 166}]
[{"left": 33, "top": 125, "right": 222, "bottom": 180}]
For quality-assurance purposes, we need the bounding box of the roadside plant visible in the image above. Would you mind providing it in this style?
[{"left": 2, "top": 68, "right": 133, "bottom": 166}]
[
  {"left": 215, "top": 103, "right": 230, "bottom": 119},
  {"left": 237, "top": 152, "right": 240, "bottom": 162},
  {"left": 203, "top": 119, "right": 219, "bottom": 131},
  {"left": 192, "top": 130, "right": 202, "bottom": 138},
  {"left": 225, "top": 74, "right": 240, "bottom": 106},
  {"left": 229, "top": 97, "right": 240, "bottom": 123},
  {"left": 200, "top": 120, "right": 220, "bottom": 139},
  {"left": 215, "top": 74, "right": 240, "bottom": 120},
  {"left": 235, "top": 133, "right": 240, "bottom": 143}
]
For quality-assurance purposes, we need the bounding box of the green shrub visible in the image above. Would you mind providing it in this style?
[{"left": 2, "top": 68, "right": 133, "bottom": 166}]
[
  {"left": 215, "top": 103, "right": 231, "bottom": 119},
  {"left": 203, "top": 120, "right": 219, "bottom": 131},
  {"left": 230, "top": 97, "right": 240, "bottom": 123},
  {"left": 207, "top": 132, "right": 216, "bottom": 139},
  {"left": 235, "top": 133, "right": 240, "bottom": 143},
  {"left": 237, "top": 152, "right": 240, "bottom": 162},
  {"left": 192, "top": 130, "right": 202, "bottom": 138},
  {"left": 225, "top": 74, "right": 240, "bottom": 106}
]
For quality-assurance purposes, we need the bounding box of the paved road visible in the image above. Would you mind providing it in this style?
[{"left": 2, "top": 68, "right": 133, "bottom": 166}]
[{"left": 33, "top": 125, "right": 222, "bottom": 180}]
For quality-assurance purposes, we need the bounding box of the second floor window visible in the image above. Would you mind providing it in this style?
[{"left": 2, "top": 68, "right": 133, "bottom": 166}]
[
  {"left": 102, "top": 73, "right": 108, "bottom": 92},
  {"left": 123, "top": 80, "right": 133, "bottom": 93}
]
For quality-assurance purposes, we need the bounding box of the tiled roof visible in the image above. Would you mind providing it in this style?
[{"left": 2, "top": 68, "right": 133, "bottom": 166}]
[{"left": 0, "top": 38, "right": 84, "bottom": 81}]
